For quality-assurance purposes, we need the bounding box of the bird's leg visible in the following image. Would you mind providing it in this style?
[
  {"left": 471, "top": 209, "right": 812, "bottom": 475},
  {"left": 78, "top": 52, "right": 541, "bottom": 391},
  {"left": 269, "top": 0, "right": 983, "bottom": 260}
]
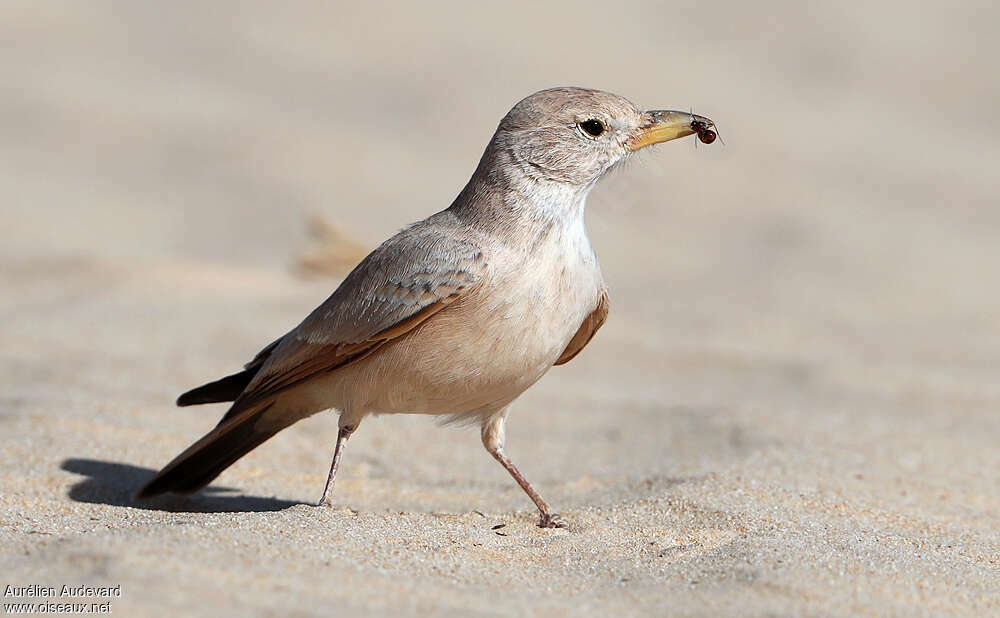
[
  {"left": 481, "top": 411, "right": 565, "bottom": 528},
  {"left": 318, "top": 422, "right": 357, "bottom": 507}
]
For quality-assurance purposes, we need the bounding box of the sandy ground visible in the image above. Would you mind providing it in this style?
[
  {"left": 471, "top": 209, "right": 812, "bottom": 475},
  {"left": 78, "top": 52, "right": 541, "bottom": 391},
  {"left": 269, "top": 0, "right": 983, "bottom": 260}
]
[{"left": 1, "top": 2, "right": 998, "bottom": 616}]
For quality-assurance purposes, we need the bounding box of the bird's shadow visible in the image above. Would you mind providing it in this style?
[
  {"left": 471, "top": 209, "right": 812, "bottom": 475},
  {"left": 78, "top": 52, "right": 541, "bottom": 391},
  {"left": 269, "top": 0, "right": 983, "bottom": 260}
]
[{"left": 61, "top": 459, "right": 301, "bottom": 513}]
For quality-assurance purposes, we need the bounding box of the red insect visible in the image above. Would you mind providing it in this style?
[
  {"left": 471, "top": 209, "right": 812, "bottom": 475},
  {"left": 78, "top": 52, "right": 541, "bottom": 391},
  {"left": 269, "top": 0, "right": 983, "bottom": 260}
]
[{"left": 691, "top": 119, "right": 717, "bottom": 144}]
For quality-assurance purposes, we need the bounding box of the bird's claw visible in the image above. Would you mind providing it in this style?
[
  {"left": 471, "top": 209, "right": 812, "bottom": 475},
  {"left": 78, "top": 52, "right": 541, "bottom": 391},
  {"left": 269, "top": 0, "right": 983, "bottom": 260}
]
[{"left": 538, "top": 512, "right": 567, "bottom": 529}]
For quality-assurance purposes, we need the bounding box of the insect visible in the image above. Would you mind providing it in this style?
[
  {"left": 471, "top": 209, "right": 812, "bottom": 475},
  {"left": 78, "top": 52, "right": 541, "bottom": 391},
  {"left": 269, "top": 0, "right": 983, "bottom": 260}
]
[{"left": 691, "top": 119, "right": 717, "bottom": 144}]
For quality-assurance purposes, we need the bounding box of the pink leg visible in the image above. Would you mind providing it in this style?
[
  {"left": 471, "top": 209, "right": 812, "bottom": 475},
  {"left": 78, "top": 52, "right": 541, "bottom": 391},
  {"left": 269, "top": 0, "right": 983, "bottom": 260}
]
[
  {"left": 318, "top": 424, "right": 355, "bottom": 507},
  {"left": 482, "top": 411, "right": 565, "bottom": 528}
]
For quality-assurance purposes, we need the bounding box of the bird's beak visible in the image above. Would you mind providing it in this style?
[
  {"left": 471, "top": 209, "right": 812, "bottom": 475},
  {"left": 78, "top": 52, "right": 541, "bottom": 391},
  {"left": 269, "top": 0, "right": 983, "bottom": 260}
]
[{"left": 627, "top": 111, "right": 714, "bottom": 151}]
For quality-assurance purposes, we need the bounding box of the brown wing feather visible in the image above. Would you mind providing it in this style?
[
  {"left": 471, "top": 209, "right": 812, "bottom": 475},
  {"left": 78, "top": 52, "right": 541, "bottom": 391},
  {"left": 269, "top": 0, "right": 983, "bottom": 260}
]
[
  {"left": 217, "top": 212, "right": 486, "bottom": 422},
  {"left": 554, "top": 288, "right": 609, "bottom": 366},
  {"left": 225, "top": 294, "right": 464, "bottom": 419}
]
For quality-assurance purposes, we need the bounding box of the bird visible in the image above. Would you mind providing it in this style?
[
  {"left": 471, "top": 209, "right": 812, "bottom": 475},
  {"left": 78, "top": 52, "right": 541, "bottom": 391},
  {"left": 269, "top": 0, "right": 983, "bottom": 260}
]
[{"left": 137, "top": 87, "right": 715, "bottom": 527}]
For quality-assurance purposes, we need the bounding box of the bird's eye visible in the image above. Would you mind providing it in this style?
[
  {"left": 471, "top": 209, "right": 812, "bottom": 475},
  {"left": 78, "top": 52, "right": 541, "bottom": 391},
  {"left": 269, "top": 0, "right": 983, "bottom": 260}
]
[{"left": 579, "top": 119, "right": 605, "bottom": 137}]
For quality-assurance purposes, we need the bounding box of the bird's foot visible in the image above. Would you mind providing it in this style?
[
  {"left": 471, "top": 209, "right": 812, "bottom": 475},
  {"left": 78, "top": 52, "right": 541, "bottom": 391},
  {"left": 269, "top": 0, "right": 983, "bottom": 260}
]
[
  {"left": 317, "top": 497, "right": 334, "bottom": 508},
  {"left": 538, "top": 512, "right": 567, "bottom": 529}
]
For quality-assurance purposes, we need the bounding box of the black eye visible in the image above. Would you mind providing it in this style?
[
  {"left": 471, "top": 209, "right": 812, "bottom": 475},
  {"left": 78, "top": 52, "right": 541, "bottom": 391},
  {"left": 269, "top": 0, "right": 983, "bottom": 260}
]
[{"left": 579, "top": 119, "right": 605, "bottom": 137}]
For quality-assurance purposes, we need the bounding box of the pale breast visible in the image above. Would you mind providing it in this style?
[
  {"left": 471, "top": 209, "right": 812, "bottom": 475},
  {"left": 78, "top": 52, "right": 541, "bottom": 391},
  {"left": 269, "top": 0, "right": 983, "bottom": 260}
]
[{"left": 324, "top": 215, "right": 604, "bottom": 419}]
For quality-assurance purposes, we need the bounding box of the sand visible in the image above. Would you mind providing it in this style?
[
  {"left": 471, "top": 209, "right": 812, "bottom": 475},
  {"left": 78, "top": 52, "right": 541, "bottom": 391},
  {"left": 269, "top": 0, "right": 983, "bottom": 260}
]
[{"left": 1, "top": 2, "right": 998, "bottom": 616}]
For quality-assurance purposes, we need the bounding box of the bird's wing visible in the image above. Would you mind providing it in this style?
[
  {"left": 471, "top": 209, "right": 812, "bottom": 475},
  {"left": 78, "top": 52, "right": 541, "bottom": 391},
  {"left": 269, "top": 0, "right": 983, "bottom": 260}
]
[
  {"left": 554, "top": 288, "right": 609, "bottom": 366},
  {"left": 225, "top": 218, "right": 487, "bottom": 419}
]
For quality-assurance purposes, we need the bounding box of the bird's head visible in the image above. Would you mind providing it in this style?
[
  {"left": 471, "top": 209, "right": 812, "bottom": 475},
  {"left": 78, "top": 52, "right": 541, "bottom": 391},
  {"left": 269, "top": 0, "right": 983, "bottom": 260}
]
[{"left": 489, "top": 87, "right": 713, "bottom": 188}]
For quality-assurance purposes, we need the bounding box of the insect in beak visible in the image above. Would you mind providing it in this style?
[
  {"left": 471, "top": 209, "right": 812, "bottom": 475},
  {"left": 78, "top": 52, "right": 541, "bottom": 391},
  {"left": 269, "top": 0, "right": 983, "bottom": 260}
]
[{"left": 691, "top": 118, "right": 717, "bottom": 145}]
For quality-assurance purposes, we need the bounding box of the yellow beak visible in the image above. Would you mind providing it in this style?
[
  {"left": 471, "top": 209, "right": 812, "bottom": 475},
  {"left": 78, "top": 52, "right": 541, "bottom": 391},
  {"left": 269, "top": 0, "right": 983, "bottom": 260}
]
[{"left": 627, "top": 111, "right": 714, "bottom": 151}]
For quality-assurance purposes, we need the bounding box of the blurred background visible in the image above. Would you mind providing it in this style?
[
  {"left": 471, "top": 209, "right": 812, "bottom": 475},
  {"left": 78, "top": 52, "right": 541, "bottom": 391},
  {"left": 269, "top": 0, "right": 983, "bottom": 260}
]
[
  {"left": 6, "top": 0, "right": 998, "bottom": 380},
  {"left": 2, "top": 1, "right": 998, "bottom": 615}
]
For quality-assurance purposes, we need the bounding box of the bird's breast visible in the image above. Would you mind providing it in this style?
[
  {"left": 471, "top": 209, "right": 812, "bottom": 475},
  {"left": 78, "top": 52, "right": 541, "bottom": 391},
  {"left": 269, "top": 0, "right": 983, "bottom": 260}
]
[
  {"left": 462, "top": 215, "right": 604, "bottom": 381},
  {"left": 326, "top": 215, "right": 605, "bottom": 418}
]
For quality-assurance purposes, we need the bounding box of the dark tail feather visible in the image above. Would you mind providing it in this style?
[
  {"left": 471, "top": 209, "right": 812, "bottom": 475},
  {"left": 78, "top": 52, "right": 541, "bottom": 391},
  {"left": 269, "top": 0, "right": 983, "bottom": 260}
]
[
  {"left": 176, "top": 370, "right": 255, "bottom": 407},
  {"left": 136, "top": 402, "right": 281, "bottom": 498}
]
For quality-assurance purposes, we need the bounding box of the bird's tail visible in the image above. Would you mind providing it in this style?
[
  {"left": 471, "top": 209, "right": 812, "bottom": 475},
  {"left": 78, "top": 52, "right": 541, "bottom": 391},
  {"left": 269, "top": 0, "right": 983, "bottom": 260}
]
[
  {"left": 136, "top": 400, "right": 288, "bottom": 498},
  {"left": 176, "top": 370, "right": 256, "bottom": 406}
]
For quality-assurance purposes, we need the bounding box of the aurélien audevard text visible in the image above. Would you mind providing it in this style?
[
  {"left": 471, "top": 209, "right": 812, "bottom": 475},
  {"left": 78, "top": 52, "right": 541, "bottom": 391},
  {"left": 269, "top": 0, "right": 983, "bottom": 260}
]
[{"left": 4, "top": 584, "right": 122, "bottom": 598}]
